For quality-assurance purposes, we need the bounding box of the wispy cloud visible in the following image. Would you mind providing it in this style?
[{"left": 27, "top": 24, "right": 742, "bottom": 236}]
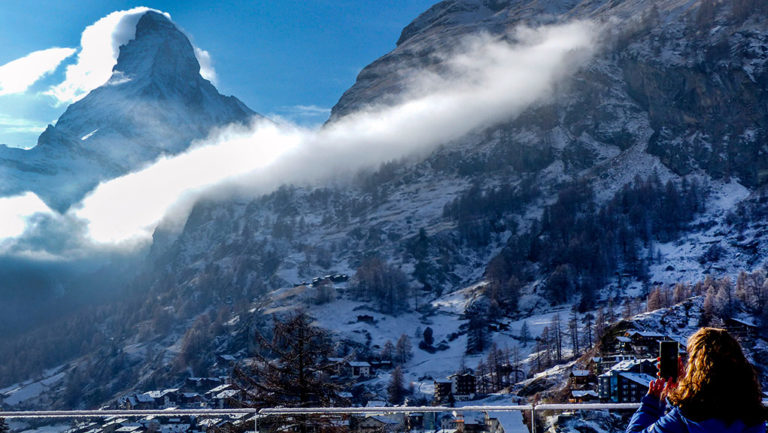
[
  {"left": 194, "top": 47, "right": 217, "bottom": 84},
  {"left": 0, "top": 48, "right": 76, "bottom": 96},
  {"left": 0, "top": 21, "right": 600, "bottom": 255},
  {"left": 45, "top": 7, "right": 170, "bottom": 104},
  {"left": 0, "top": 114, "right": 48, "bottom": 134},
  {"left": 271, "top": 105, "right": 332, "bottom": 125},
  {"left": 46, "top": 7, "right": 218, "bottom": 105},
  {"left": 71, "top": 21, "right": 599, "bottom": 246}
]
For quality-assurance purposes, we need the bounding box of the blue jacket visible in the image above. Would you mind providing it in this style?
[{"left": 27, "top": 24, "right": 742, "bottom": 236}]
[{"left": 627, "top": 395, "right": 766, "bottom": 433}]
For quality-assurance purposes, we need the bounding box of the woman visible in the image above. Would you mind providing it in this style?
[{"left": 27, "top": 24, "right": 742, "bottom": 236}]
[{"left": 627, "top": 327, "right": 766, "bottom": 433}]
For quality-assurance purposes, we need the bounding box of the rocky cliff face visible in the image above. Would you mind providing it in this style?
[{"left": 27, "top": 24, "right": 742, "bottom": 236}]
[
  {"left": 0, "top": 11, "right": 255, "bottom": 211},
  {"left": 332, "top": 0, "right": 768, "bottom": 188}
]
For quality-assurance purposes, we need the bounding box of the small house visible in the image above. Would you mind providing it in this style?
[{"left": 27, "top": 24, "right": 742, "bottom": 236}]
[{"left": 349, "top": 361, "right": 372, "bottom": 377}]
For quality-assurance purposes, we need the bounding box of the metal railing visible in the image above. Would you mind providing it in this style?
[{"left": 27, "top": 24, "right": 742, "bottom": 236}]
[{"left": 0, "top": 403, "right": 644, "bottom": 433}]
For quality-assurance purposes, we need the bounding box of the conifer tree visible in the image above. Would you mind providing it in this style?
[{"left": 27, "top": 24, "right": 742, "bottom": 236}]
[
  {"left": 519, "top": 321, "right": 531, "bottom": 346},
  {"left": 388, "top": 366, "right": 406, "bottom": 404},
  {"left": 395, "top": 334, "right": 412, "bottom": 365},
  {"left": 232, "top": 312, "right": 344, "bottom": 408}
]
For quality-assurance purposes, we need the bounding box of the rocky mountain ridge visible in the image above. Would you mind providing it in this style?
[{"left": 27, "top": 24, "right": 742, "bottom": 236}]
[{"left": 0, "top": 11, "right": 255, "bottom": 212}]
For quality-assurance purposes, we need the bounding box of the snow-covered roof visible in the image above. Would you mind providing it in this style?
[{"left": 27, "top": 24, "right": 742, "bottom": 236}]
[
  {"left": 570, "top": 369, "right": 590, "bottom": 377},
  {"left": 215, "top": 389, "right": 240, "bottom": 399},
  {"left": 349, "top": 361, "right": 371, "bottom": 367},
  {"left": 207, "top": 384, "right": 234, "bottom": 394},
  {"left": 366, "top": 400, "right": 387, "bottom": 407},
  {"left": 136, "top": 394, "right": 155, "bottom": 403},
  {"left": 728, "top": 317, "right": 758, "bottom": 328},
  {"left": 619, "top": 372, "right": 655, "bottom": 387},
  {"left": 627, "top": 330, "right": 666, "bottom": 338},
  {"left": 370, "top": 415, "right": 401, "bottom": 425},
  {"left": 571, "top": 390, "right": 598, "bottom": 397},
  {"left": 616, "top": 336, "right": 632, "bottom": 343},
  {"left": 611, "top": 359, "right": 654, "bottom": 372}
]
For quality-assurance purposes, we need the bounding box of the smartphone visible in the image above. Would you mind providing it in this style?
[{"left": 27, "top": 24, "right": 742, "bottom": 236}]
[{"left": 659, "top": 341, "right": 679, "bottom": 380}]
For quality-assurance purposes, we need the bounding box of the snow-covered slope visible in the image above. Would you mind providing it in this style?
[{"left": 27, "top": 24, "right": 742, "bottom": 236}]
[
  {"left": 0, "top": 11, "right": 255, "bottom": 212},
  {"left": 5, "top": 0, "right": 768, "bottom": 413}
]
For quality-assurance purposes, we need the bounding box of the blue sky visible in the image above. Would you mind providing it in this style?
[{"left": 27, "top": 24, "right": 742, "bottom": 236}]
[{"left": 0, "top": 0, "right": 436, "bottom": 148}]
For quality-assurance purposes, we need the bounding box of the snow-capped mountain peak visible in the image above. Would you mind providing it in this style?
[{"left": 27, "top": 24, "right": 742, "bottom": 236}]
[{"left": 0, "top": 10, "right": 256, "bottom": 212}]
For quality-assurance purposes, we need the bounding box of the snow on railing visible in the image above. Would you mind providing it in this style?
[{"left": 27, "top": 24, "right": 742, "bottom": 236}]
[
  {"left": 0, "top": 403, "right": 643, "bottom": 418},
  {"left": 0, "top": 403, "right": 646, "bottom": 433}
]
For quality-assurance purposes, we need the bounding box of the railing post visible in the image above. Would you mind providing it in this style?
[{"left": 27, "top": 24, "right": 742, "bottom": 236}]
[{"left": 530, "top": 403, "right": 536, "bottom": 433}]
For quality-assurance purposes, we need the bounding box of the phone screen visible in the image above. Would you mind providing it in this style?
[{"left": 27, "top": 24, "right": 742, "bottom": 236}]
[{"left": 659, "top": 341, "right": 679, "bottom": 380}]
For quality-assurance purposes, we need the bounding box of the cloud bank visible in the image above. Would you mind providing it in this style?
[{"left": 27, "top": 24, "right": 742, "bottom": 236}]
[
  {"left": 0, "top": 193, "right": 54, "bottom": 240},
  {"left": 73, "top": 21, "right": 599, "bottom": 245},
  {"left": 3, "top": 21, "right": 600, "bottom": 256},
  {"left": 0, "top": 48, "right": 76, "bottom": 96}
]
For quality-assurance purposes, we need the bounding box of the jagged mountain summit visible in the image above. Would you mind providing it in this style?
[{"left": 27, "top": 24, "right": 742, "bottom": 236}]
[{"left": 0, "top": 11, "right": 255, "bottom": 212}]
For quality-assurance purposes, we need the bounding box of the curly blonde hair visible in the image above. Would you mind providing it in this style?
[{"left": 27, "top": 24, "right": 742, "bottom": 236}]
[{"left": 667, "top": 327, "right": 764, "bottom": 425}]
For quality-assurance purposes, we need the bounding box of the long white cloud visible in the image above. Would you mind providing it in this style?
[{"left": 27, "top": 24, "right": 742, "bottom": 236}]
[
  {"left": 68, "top": 21, "right": 599, "bottom": 246},
  {"left": 0, "top": 48, "right": 75, "bottom": 96}
]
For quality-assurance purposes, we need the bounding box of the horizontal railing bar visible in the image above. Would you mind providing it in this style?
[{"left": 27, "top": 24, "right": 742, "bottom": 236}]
[
  {"left": 0, "top": 409, "right": 258, "bottom": 419},
  {"left": 536, "top": 403, "right": 640, "bottom": 410},
  {"left": 0, "top": 404, "right": 647, "bottom": 419},
  {"left": 259, "top": 405, "right": 533, "bottom": 415},
  {"left": 3, "top": 401, "right": 767, "bottom": 420}
]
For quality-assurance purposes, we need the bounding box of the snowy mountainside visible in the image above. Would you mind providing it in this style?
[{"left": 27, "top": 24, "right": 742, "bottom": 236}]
[
  {"left": 5, "top": 0, "right": 768, "bottom": 414},
  {"left": 0, "top": 11, "right": 254, "bottom": 211}
]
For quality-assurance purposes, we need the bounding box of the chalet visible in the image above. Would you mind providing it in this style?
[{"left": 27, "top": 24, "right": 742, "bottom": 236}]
[
  {"left": 597, "top": 354, "right": 636, "bottom": 373},
  {"left": 598, "top": 371, "right": 654, "bottom": 403},
  {"left": 610, "top": 358, "right": 657, "bottom": 376},
  {"left": 568, "top": 369, "right": 593, "bottom": 387},
  {"left": 351, "top": 415, "right": 403, "bottom": 433},
  {"left": 570, "top": 390, "right": 599, "bottom": 403},
  {"left": 615, "top": 336, "right": 632, "bottom": 353},
  {"left": 119, "top": 393, "right": 155, "bottom": 410},
  {"left": 625, "top": 330, "right": 668, "bottom": 355},
  {"left": 145, "top": 389, "right": 180, "bottom": 408},
  {"left": 213, "top": 389, "right": 242, "bottom": 409},
  {"left": 725, "top": 317, "right": 759, "bottom": 341},
  {"left": 179, "top": 392, "right": 205, "bottom": 407},
  {"left": 349, "top": 361, "right": 372, "bottom": 377}
]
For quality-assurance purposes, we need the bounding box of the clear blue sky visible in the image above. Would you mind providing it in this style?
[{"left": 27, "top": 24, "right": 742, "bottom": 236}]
[{"left": 0, "top": 0, "right": 436, "bottom": 147}]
